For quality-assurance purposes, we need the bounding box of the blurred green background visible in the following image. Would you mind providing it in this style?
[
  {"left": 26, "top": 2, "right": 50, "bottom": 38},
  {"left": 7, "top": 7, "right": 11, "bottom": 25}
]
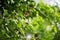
[{"left": 0, "top": 0, "right": 60, "bottom": 40}]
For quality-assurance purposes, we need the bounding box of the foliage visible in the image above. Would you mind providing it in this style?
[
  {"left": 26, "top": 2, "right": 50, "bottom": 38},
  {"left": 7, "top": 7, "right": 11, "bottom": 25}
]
[{"left": 0, "top": 0, "right": 60, "bottom": 40}]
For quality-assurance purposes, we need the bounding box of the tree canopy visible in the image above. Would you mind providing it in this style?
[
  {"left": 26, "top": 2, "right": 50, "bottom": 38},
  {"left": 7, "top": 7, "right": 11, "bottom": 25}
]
[{"left": 0, "top": 0, "right": 60, "bottom": 40}]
